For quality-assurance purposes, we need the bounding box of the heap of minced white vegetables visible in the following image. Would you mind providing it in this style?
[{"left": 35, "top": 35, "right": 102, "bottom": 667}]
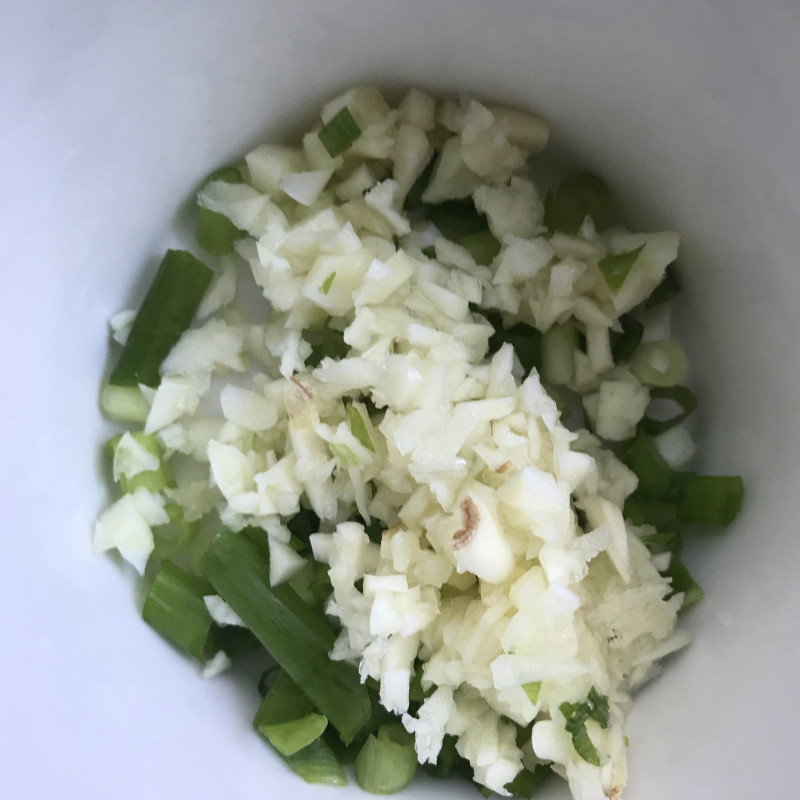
[{"left": 96, "top": 87, "right": 744, "bottom": 800}]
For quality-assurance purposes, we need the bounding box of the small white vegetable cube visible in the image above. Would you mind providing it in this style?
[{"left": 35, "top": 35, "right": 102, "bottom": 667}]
[
  {"left": 392, "top": 124, "right": 432, "bottom": 200},
  {"left": 486, "top": 103, "right": 550, "bottom": 152},
  {"left": 112, "top": 431, "right": 159, "bottom": 482},
  {"left": 269, "top": 538, "right": 306, "bottom": 586},
  {"left": 144, "top": 377, "right": 201, "bottom": 434},
  {"left": 93, "top": 494, "right": 155, "bottom": 575},
  {"left": 591, "top": 379, "right": 651, "bottom": 441},
  {"left": 220, "top": 384, "right": 278, "bottom": 431},
  {"left": 303, "top": 249, "right": 373, "bottom": 315},
  {"left": 398, "top": 88, "right": 437, "bottom": 131},
  {"left": 245, "top": 144, "right": 306, "bottom": 194},
  {"left": 421, "top": 137, "right": 480, "bottom": 204},
  {"left": 321, "top": 86, "right": 391, "bottom": 128},
  {"left": 279, "top": 169, "right": 333, "bottom": 206},
  {"left": 604, "top": 230, "right": 680, "bottom": 314}
]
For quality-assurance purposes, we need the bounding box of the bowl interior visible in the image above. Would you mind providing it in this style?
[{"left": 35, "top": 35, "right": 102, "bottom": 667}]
[{"left": 3, "top": 2, "right": 799, "bottom": 798}]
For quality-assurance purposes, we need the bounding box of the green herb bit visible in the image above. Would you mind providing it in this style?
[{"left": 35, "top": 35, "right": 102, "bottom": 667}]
[
  {"left": 662, "top": 556, "right": 704, "bottom": 609},
  {"left": 349, "top": 405, "right": 375, "bottom": 451},
  {"left": 142, "top": 560, "right": 215, "bottom": 662},
  {"left": 676, "top": 474, "right": 744, "bottom": 527},
  {"left": 109, "top": 249, "right": 213, "bottom": 388},
  {"left": 568, "top": 723, "right": 602, "bottom": 766},
  {"left": 559, "top": 688, "right": 610, "bottom": 767},
  {"left": 201, "top": 528, "right": 371, "bottom": 743},
  {"left": 522, "top": 681, "right": 542, "bottom": 704},
  {"left": 640, "top": 385, "right": 698, "bottom": 435},
  {"left": 598, "top": 244, "right": 646, "bottom": 293},
  {"left": 622, "top": 431, "right": 674, "bottom": 501},
  {"left": 330, "top": 442, "right": 361, "bottom": 469},
  {"left": 585, "top": 686, "right": 610, "bottom": 727},
  {"left": 505, "top": 765, "right": 550, "bottom": 798},
  {"left": 354, "top": 724, "right": 418, "bottom": 794},
  {"left": 319, "top": 272, "right": 336, "bottom": 295},
  {"left": 318, "top": 107, "right": 362, "bottom": 157}
]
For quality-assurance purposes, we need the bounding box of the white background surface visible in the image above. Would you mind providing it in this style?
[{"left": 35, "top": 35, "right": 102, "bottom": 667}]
[{"left": 1, "top": 1, "right": 799, "bottom": 798}]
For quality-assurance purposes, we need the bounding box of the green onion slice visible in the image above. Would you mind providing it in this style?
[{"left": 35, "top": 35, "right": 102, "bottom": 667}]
[
  {"left": 349, "top": 405, "right": 375, "bottom": 451},
  {"left": 100, "top": 384, "right": 150, "bottom": 423},
  {"left": 142, "top": 560, "right": 215, "bottom": 662},
  {"left": 330, "top": 442, "right": 361, "bottom": 469},
  {"left": 259, "top": 714, "right": 329, "bottom": 757},
  {"left": 354, "top": 725, "right": 418, "bottom": 795},
  {"left": 676, "top": 474, "right": 744, "bottom": 527},
  {"left": 320, "top": 272, "right": 336, "bottom": 295},
  {"left": 522, "top": 681, "right": 542, "bottom": 704},
  {"left": 196, "top": 164, "right": 246, "bottom": 256},
  {"left": 598, "top": 244, "right": 646, "bottom": 293},
  {"left": 629, "top": 339, "right": 689, "bottom": 387},
  {"left": 284, "top": 737, "right": 348, "bottom": 785},
  {"left": 640, "top": 385, "right": 698, "bottom": 435},
  {"left": 662, "top": 556, "right": 704, "bottom": 610},
  {"left": 622, "top": 432, "right": 674, "bottom": 501},
  {"left": 318, "top": 107, "right": 362, "bottom": 157}
]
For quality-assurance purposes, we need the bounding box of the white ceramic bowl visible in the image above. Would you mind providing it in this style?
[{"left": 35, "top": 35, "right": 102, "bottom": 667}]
[{"left": 3, "top": 2, "right": 798, "bottom": 798}]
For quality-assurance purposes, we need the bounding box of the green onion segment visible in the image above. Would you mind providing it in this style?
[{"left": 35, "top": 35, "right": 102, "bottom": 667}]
[
  {"left": 201, "top": 528, "right": 371, "bottom": 743},
  {"left": 109, "top": 249, "right": 213, "bottom": 388},
  {"left": 598, "top": 245, "right": 646, "bottom": 293}
]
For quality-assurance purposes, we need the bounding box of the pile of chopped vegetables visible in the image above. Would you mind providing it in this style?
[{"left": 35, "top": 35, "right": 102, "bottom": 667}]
[{"left": 96, "top": 86, "right": 744, "bottom": 800}]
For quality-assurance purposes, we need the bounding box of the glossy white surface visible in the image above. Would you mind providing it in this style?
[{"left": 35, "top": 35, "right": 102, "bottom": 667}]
[{"left": 2, "top": 1, "right": 798, "bottom": 798}]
